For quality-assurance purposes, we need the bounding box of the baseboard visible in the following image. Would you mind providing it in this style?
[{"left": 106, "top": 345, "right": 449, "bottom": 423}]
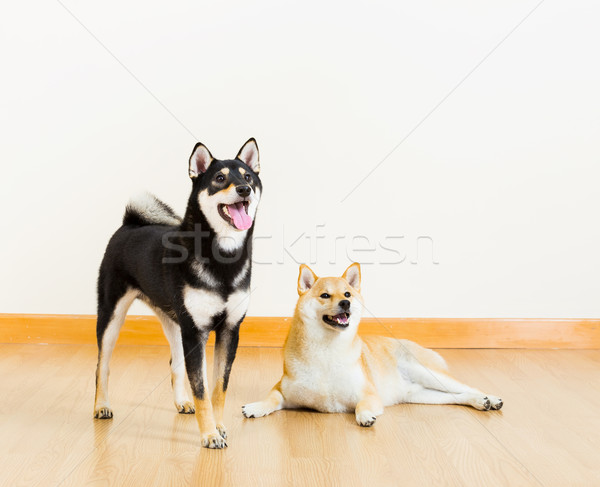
[{"left": 1, "top": 313, "right": 599, "bottom": 348}]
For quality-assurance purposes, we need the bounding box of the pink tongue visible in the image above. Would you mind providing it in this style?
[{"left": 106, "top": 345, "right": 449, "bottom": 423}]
[
  {"left": 335, "top": 313, "right": 348, "bottom": 324},
  {"left": 227, "top": 202, "right": 253, "bottom": 230}
]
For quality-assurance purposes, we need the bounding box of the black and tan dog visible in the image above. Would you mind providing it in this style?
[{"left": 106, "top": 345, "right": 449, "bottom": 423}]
[{"left": 94, "top": 139, "right": 262, "bottom": 448}]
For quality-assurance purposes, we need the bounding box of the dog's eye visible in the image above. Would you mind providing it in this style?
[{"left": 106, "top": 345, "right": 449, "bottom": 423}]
[
  {"left": 320, "top": 293, "right": 330, "bottom": 299},
  {"left": 344, "top": 292, "right": 351, "bottom": 298},
  {"left": 244, "top": 174, "right": 252, "bottom": 182},
  {"left": 215, "top": 174, "right": 225, "bottom": 183}
]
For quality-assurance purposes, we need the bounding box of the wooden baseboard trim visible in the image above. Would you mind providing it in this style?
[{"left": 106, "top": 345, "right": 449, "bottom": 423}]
[{"left": 1, "top": 314, "right": 598, "bottom": 348}]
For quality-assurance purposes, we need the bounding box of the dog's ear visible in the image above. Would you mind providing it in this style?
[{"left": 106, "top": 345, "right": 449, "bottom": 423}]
[
  {"left": 342, "top": 263, "right": 361, "bottom": 291},
  {"left": 298, "top": 264, "right": 318, "bottom": 295},
  {"left": 236, "top": 138, "right": 260, "bottom": 174},
  {"left": 189, "top": 143, "right": 214, "bottom": 179}
]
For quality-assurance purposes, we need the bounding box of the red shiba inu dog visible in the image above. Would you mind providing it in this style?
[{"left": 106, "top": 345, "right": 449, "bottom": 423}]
[{"left": 243, "top": 263, "right": 503, "bottom": 426}]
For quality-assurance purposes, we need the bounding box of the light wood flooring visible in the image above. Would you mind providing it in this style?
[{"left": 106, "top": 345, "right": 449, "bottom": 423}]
[{"left": 0, "top": 344, "right": 599, "bottom": 486}]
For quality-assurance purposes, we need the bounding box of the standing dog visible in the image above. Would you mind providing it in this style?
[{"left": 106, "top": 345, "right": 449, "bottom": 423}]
[
  {"left": 243, "top": 263, "right": 502, "bottom": 426},
  {"left": 94, "top": 139, "right": 262, "bottom": 448}
]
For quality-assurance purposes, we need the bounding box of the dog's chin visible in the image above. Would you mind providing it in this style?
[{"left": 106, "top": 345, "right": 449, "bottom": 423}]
[{"left": 322, "top": 312, "right": 351, "bottom": 330}]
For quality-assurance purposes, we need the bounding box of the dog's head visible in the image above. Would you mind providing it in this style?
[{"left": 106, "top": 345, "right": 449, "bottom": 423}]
[
  {"left": 296, "top": 263, "right": 363, "bottom": 334},
  {"left": 188, "top": 139, "right": 262, "bottom": 251}
]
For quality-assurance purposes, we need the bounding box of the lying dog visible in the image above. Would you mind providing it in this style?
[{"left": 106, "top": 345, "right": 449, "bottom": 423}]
[
  {"left": 94, "top": 139, "right": 262, "bottom": 448},
  {"left": 243, "top": 263, "right": 502, "bottom": 426}
]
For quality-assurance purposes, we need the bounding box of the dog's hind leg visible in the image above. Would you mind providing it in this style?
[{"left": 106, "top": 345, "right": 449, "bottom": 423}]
[
  {"left": 94, "top": 288, "right": 137, "bottom": 419},
  {"left": 155, "top": 309, "right": 194, "bottom": 414},
  {"left": 405, "top": 385, "right": 498, "bottom": 410},
  {"left": 407, "top": 365, "right": 503, "bottom": 410}
]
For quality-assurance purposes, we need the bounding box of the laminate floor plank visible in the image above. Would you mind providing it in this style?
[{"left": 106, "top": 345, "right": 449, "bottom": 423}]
[{"left": 0, "top": 344, "right": 598, "bottom": 487}]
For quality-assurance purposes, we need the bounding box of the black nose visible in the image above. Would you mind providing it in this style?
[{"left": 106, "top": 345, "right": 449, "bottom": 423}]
[
  {"left": 236, "top": 185, "right": 251, "bottom": 197},
  {"left": 339, "top": 299, "right": 350, "bottom": 311}
]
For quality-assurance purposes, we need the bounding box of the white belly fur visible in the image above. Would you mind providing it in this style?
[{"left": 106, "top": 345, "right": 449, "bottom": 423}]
[
  {"left": 281, "top": 354, "right": 365, "bottom": 413},
  {"left": 280, "top": 336, "right": 446, "bottom": 412}
]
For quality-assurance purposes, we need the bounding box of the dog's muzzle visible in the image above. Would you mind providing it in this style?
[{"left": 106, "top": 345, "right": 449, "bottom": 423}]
[
  {"left": 236, "top": 185, "right": 251, "bottom": 198},
  {"left": 322, "top": 312, "right": 350, "bottom": 328}
]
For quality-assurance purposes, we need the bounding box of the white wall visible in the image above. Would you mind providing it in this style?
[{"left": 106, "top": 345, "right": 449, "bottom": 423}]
[{"left": 1, "top": 1, "right": 599, "bottom": 318}]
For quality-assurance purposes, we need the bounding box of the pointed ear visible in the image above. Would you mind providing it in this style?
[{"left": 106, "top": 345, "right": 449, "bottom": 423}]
[
  {"left": 189, "top": 143, "right": 213, "bottom": 179},
  {"left": 298, "top": 264, "right": 318, "bottom": 295},
  {"left": 236, "top": 138, "right": 260, "bottom": 173},
  {"left": 342, "top": 263, "right": 361, "bottom": 291}
]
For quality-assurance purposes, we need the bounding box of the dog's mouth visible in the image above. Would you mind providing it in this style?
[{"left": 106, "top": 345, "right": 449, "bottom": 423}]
[
  {"left": 322, "top": 312, "right": 350, "bottom": 329},
  {"left": 218, "top": 201, "right": 252, "bottom": 230}
]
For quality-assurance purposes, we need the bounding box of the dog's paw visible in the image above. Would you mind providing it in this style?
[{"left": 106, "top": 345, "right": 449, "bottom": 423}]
[
  {"left": 94, "top": 406, "right": 113, "bottom": 419},
  {"left": 216, "top": 424, "right": 227, "bottom": 440},
  {"left": 201, "top": 432, "right": 227, "bottom": 449},
  {"left": 242, "top": 402, "right": 270, "bottom": 418},
  {"left": 469, "top": 394, "right": 492, "bottom": 411},
  {"left": 175, "top": 400, "right": 195, "bottom": 414},
  {"left": 356, "top": 410, "right": 377, "bottom": 427},
  {"left": 487, "top": 395, "right": 503, "bottom": 410}
]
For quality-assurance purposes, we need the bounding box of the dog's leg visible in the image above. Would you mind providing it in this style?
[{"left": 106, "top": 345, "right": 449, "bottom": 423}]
[
  {"left": 354, "top": 354, "right": 384, "bottom": 427},
  {"left": 409, "top": 365, "right": 503, "bottom": 410},
  {"left": 180, "top": 324, "right": 225, "bottom": 449},
  {"left": 94, "top": 289, "right": 137, "bottom": 419},
  {"left": 405, "top": 385, "right": 497, "bottom": 410},
  {"left": 355, "top": 394, "right": 384, "bottom": 427},
  {"left": 242, "top": 381, "right": 285, "bottom": 419},
  {"left": 211, "top": 325, "right": 240, "bottom": 439},
  {"left": 355, "top": 376, "right": 384, "bottom": 427},
  {"left": 156, "top": 311, "right": 194, "bottom": 414}
]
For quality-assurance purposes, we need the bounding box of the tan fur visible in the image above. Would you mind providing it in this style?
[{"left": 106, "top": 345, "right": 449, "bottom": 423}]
[
  {"left": 211, "top": 379, "right": 227, "bottom": 438},
  {"left": 193, "top": 396, "right": 226, "bottom": 448},
  {"left": 243, "top": 264, "right": 503, "bottom": 426}
]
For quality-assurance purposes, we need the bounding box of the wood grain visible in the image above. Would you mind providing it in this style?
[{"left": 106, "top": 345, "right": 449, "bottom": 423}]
[
  {"left": 1, "top": 313, "right": 599, "bottom": 348},
  {"left": 1, "top": 345, "right": 599, "bottom": 486}
]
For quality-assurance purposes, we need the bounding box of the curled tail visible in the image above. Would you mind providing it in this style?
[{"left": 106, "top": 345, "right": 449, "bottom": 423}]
[{"left": 122, "top": 192, "right": 182, "bottom": 226}]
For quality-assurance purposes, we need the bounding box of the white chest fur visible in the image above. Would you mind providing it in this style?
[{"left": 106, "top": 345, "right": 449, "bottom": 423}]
[
  {"left": 281, "top": 346, "right": 365, "bottom": 413},
  {"left": 183, "top": 285, "right": 250, "bottom": 329}
]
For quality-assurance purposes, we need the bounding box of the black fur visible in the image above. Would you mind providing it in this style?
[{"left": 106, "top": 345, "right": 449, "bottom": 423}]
[{"left": 95, "top": 140, "right": 262, "bottom": 444}]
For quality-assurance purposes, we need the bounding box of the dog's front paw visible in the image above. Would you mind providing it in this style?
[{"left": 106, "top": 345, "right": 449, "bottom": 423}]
[
  {"left": 94, "top": 406, "right": 113, "bottom": 419},
  {"left": 242, "top": 401, "right": 270, "bottom": 418},
  {"left": 175, "top": 400, "right": 195, "bottom": 414},
  {"left": 216, "top": 424, "right": 227, "bottom": 439},
  {"left": 201, "top": 431, "right": 227, "bottom": 449},
  {"left": 356, "top": 410, "right": 377, "bottom": 427}
]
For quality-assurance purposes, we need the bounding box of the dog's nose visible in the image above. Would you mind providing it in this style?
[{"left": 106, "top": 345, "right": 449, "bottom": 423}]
[
  {"left": 236, "top": 185, "right": 251, "bottom": 197},
  {"left": 339, "top": 299, "right": 351, "bottom": 311}
]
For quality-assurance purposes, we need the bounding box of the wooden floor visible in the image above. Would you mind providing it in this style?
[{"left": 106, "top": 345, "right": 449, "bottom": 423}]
[{"left": 1, "top": 345, "right": 599, "bottom": 487}]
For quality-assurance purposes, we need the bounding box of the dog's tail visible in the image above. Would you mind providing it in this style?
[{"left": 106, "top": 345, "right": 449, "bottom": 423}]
[{"left": 122, "top": 192, "right": 182, "bottom": 227}]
